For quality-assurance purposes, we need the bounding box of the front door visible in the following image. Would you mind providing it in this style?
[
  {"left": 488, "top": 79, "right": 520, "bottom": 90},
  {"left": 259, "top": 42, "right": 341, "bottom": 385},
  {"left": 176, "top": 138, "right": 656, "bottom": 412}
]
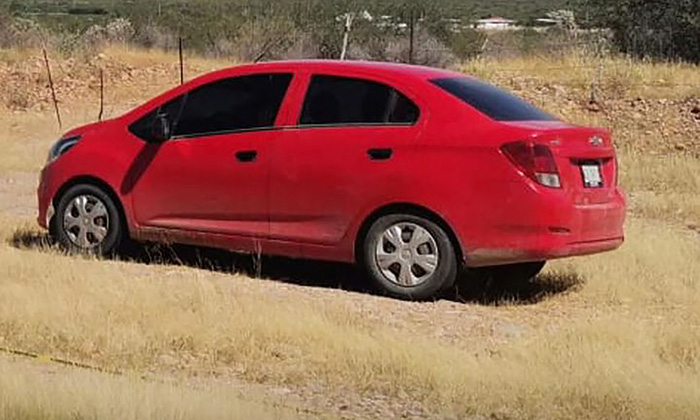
[
  {"left": 130, "top": 131, "right": 273, "bottom": 237},
  {"left": 127, "top": 73, "right": 293, "bottom": 239}
]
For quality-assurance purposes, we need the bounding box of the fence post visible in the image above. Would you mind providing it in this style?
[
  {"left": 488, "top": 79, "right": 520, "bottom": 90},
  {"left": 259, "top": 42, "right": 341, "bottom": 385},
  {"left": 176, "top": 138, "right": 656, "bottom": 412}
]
[
  {"left": 42, "top": 48, "right": 62, "bottom": 130},
  {"left": 178, "top": 37, "right": 184, "bottom": 85},
  {"left": 340, "top": 13, "right": 354, "bottom": 60},
  {"left": 590, "top": 40, "right": 604, "bottom": 104},
  {"left": 98, "top": 68, "right": 104, "bottom": 122},
  {"left": 408, "top": 9, "right": 415, "bottom": 64}
]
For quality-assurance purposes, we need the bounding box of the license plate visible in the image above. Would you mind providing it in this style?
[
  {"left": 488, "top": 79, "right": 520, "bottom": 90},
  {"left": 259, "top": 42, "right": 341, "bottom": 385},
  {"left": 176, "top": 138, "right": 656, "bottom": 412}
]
[{"left": 581, "top": 164, "right": 603, "bottom": 188}]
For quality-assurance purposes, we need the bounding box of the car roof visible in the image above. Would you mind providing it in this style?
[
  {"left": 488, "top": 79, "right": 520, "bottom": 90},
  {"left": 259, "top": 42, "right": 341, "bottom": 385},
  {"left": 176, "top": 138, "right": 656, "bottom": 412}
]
[
  {"left": 218, "top": 59, "right": 462, "bottom": 81},
  {"left": 121, "top": 60, "right": 466, "bottom": 123}
]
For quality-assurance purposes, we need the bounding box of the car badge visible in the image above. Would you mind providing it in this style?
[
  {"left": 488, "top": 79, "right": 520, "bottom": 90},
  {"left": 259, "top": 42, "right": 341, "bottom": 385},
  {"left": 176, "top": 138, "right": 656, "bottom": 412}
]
[{"left": 589, "top": 136, "right": 604, "bottom": 147}]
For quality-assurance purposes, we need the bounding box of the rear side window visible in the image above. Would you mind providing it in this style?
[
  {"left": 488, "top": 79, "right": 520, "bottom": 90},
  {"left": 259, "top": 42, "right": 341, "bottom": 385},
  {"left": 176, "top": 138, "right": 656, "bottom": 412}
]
[
  {"left": 300, "top": 75, "right": 419, "bottom": 126},
  {"left": 431, "top": 77, "right": 556, "bottom": 122},
  {"left": 130, "top": 73, "right": 292, "bottom": 141}
]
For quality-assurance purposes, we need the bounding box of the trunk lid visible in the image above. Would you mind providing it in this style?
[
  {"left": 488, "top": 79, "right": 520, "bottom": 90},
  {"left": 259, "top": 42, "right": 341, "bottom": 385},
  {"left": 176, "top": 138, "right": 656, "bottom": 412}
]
[{"left": 502, "top": 121, "right": 618, "bottom": 205}]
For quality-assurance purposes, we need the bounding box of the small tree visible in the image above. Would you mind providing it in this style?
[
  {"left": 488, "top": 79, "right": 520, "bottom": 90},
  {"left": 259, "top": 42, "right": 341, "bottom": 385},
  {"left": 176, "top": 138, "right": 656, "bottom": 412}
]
[{"left": 579, "top": 0, "right": 700, "bottom": 63}]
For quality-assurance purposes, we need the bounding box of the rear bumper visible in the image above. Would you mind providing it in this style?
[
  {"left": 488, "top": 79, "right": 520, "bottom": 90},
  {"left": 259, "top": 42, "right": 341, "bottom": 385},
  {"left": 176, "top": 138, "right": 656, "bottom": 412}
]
[
  {"left": 465, "top": 236, "right": 623, "bottom": 267},
  {"left": 461, "top": 186, "right": 626, "bottom": 267}
]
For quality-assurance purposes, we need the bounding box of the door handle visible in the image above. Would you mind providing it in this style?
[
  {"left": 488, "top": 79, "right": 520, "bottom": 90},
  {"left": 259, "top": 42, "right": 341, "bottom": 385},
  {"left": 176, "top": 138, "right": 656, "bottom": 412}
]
[
  {"left": 367, "top": 148, "right": 393, "bottom": 161},
  {"left": 235, "top": 150, "right": 258, "bottom": 163}
]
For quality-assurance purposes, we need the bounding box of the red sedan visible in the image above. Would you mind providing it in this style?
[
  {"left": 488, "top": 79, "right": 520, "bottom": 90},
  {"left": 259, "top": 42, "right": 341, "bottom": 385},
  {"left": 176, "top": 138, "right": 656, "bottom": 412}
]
[{"left": 38, "top": 60, "right": 626, "bottom": 300}]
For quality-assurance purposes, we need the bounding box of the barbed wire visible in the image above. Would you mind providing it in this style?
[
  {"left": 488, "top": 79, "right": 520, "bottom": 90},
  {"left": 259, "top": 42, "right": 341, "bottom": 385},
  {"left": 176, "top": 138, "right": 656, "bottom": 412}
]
[
  {"left": 0, "top": 344, "right": 327, "bottom": 417},
  {"left": 0, "top": 345, "right": 122, "bottom": 375}
]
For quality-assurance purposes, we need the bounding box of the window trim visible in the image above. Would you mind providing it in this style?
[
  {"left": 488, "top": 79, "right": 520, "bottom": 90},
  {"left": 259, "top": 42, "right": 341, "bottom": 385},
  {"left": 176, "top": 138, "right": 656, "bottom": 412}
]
[
  {"left": 296, "top": 74, "right": 422, "bottom": 129},
  {"left": 169, "top": 125, "right": 282, "bottom": 141},
  {"left": 128, "top": 72, "right": 294, "bottom": 142},
  {"left": 295, "top": 122, "right": 417, "bottom": 130}
]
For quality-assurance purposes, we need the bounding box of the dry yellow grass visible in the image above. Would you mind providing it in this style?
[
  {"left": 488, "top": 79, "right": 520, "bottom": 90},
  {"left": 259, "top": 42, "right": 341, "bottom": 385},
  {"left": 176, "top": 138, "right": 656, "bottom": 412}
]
[
  {"left": 0, "top": 356, "right": 317, "bottom": 420},
  {"left": 461, "top": 52, "right": 700, "bottom": 100},
  {"left": 1, "top": 217, "right": 699, "bottom": 419},
  {"left": 0, "top": 47, "right": 699, "bottom": 419},
  {"left": 619, "top": 153, "right": 700, "bottom": 223}
]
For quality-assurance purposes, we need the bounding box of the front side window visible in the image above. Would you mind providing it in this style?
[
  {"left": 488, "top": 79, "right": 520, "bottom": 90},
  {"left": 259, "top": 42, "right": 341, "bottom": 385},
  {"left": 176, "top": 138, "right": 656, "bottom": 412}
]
[
  {"left": 432, "top": 77, "right": 556, "bottom": 122},
  {"left": 299, "top": 75, "right": 419, "bottom": 126},
  {"left": 130, "top": 73, "right": 293, "bottom": 141}
]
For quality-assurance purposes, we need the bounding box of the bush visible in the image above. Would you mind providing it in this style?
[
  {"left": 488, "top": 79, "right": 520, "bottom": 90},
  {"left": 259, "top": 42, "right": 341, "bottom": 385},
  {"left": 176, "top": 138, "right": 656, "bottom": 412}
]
[
  {"left": 382, "top": 30, "right": 456, "bottom": 68},
  {"left": 0, "top": 17, "right": 47, "bottom": 49},
  {"left": 580, "top": 0, "right": 700, "bottom": 63},
  {"left": 233, "top": 15, "right": 299, "bottom": 61},
  {"left": 105, "top": 18, "right": 135, "bottom": 45},
  {"left": 133, "top": 23, "right": 177, "bottom": 50},
  {"left": 281, "top": 32, "right": 321, "bottom": 60}
]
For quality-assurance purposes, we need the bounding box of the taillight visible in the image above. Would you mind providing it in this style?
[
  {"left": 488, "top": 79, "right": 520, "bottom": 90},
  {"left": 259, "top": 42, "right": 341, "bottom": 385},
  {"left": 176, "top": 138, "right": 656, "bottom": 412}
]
[{"left": 501, "top": 141, "right": 561, "bottom": 188}]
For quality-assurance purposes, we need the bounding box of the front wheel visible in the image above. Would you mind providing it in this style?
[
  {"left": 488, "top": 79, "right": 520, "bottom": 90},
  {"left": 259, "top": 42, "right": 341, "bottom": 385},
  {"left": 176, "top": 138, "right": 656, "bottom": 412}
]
[
  {"left": 53, "top": 184, "right": 124, "bottom": 256},
  {"left": 362, "top": 214, "right": 458, "bottom": 301}
]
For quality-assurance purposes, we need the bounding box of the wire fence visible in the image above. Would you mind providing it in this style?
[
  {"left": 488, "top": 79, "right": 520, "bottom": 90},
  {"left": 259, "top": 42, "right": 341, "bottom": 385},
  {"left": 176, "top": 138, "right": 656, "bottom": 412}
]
[
  {"left": 25, "top": 13, "right": 698, "bottom": 131},
  {"left": 34, "top": 39, "right": 698, "bottom": 130}
]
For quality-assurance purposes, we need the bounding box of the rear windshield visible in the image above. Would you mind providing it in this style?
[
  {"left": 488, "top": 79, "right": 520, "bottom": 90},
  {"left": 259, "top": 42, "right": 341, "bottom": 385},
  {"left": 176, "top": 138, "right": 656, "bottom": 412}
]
[{"left": 431, "top": 77, "right": 556, "bottom": 121}]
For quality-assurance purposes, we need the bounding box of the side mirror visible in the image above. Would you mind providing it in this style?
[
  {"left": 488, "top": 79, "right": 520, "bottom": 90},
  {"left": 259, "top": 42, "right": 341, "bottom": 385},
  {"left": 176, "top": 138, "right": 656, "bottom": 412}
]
[{"left": 151, "top": 114, "right": 172, "bottom": 143}]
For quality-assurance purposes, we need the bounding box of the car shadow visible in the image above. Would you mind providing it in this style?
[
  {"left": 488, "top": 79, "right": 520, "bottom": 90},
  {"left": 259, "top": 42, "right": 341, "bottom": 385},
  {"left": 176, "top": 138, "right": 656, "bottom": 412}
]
[
  {"left": 9, "top": 230, "right": 584, "bottom": 306},
  {"left": 120, "top": 143, "right": 162, "bottom": 195}
]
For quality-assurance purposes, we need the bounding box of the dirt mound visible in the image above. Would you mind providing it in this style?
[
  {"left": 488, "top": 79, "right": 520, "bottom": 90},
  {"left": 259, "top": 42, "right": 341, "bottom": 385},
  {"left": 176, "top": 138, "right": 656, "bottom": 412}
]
[
  {"left": 1, "top": 49, "right": 697, "bottom": 157},
  {"left": 506, "top": 78, "right": 700, "bottom": 157},
  {"left": 0, "top": 50, "right": 178, "bottom": 113}
]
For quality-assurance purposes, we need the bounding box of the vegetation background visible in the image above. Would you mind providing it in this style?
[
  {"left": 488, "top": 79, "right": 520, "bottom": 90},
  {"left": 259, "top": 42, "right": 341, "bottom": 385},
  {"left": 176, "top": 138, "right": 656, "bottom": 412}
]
[{"left": 1, "top": 0, "right": 698, "bottom": 65}]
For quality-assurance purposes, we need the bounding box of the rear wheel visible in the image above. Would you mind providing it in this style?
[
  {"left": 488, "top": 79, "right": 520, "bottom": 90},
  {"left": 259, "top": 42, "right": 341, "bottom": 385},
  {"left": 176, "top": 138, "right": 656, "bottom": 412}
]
[
  {"left": 53, "top": 184, "right": 123, "bottom": 256},
  {"left": 362, "top": 214, "right": 458, "bottom": 301}
]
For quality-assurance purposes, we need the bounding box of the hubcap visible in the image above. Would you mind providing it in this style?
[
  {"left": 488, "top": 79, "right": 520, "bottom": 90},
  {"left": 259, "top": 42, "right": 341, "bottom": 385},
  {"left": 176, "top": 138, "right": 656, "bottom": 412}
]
[
  {"left": 375, "top": 222, "right": 439, "bottom": 287},
  {"left": 63, "top": 195, "right": 110, "bottom": 249}
]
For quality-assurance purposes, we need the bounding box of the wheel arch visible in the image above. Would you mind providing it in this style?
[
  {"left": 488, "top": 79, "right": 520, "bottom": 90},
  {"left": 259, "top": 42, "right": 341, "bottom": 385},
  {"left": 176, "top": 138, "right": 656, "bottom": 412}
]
[
  {"left": 354, "top": 202, "right": 464, "bottom": 265},
  {"left": 52, "top": 175, "right": 131, "bottom": 238}
]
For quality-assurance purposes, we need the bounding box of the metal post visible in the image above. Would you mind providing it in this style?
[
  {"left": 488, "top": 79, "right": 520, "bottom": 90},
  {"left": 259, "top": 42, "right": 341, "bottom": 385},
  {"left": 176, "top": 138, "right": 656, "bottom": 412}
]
[
  {"left": 590, "top": 58, "right": 603, "bottom": 104},
  {"left": 42, "top": 48, "right": 62, "bottom": 130},
  {"left": 340, "top": 13, "right": 353, "bottom": 60},
  {"left": 98, "top": 68, "right": 104, "bottom": 122},
  {"left": 408, "top": 9, "right": 415, "bottom": 64},
  {"left": 178, "top": 37, "right": 184, "bottom": 85}
]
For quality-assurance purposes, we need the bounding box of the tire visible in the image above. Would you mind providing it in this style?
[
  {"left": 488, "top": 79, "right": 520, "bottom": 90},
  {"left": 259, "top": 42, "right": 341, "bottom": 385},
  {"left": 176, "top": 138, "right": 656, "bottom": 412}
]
[
  {"left": 53, "top": 184, "right": 124, "bottom": 256},
  {"left": 362, "top": 214, "right": 458, "bottom": 301}
]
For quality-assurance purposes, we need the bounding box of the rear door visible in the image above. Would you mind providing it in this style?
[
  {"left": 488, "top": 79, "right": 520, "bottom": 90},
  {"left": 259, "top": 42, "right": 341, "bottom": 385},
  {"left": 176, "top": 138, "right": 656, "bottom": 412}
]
[
  {"left": 128, "top": 73, "right": 293, "bottom": 239},
  {"left": 268, "top": 74, "right": 423, "bottom": 247}
]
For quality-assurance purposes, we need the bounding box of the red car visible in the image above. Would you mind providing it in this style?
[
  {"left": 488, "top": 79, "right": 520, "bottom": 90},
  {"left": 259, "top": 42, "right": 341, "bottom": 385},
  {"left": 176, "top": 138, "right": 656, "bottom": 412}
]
[{"left": 38, "top": 60, "right": 626, "bottom": 300}]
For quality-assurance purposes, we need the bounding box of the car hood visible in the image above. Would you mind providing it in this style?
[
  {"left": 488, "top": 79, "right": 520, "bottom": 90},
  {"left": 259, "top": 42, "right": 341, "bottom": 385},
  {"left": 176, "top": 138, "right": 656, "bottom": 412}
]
[{"left": 61, "top": 119, "right": 114, "bottom": 139}]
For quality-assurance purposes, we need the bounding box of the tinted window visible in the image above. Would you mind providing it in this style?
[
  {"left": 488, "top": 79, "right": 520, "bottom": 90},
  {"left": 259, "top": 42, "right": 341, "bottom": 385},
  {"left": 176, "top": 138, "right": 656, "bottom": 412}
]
[
  {"left": 432, "top": 77, "right": 556, "bottom": 121},
  {"left": 130, "top": 73, "right": 292, "bottom": 141},
  {"left": 300, "top": 75, "right": 419, "bottom": 126}
]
